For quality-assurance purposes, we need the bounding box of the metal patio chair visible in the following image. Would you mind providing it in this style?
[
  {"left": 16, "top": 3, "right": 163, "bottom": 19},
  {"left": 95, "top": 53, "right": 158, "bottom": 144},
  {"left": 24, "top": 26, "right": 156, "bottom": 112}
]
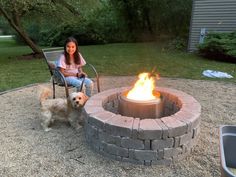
[{"left": 42, "top": 47, "right": 100, "bottom": 98}]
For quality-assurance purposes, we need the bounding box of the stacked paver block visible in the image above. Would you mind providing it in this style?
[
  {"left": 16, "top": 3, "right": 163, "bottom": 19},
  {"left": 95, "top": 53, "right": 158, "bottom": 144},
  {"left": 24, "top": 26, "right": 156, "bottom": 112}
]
[{"left": 84, "top": 87, "right": 201, "bottom": 165}]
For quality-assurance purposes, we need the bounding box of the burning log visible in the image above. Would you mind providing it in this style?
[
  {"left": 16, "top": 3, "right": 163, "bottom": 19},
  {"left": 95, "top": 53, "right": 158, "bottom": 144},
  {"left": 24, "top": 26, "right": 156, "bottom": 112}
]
[{"left": 119, "top": 71, "right": 163, "bottom": 119}]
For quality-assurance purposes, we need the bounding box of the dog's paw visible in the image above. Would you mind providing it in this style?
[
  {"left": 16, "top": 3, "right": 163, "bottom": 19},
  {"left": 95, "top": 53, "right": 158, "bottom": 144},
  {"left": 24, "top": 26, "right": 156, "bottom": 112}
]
[
  {"left": 41, "top": 123, "right": 52, "bottom": 132},
  {"left": 70, "top": 121, "right": 83, "bottom": 130},
  {"left": 44, "top": 127, "right": 52, "bottom": 132},
  {"left": 75, "top": 124, "right": 83, "bottom": 130}
]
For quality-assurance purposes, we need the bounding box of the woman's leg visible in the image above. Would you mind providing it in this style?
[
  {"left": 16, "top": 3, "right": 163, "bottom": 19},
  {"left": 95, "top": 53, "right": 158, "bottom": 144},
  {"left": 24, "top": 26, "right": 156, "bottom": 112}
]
[
  {"left": 65, "top": 77, "right": 93, "bottom": 97},
  {"left": 83, "top": 78, "right": 94, "bottom": 97},
  {"left": 65, "top": 76, "right": 83, "bottom": 92}
]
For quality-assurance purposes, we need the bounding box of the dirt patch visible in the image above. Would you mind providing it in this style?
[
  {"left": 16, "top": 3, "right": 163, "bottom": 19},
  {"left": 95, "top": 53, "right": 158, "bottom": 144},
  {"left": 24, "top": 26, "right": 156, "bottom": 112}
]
[
  {"left": 0, "top": 76, "right": 235, "bottom": 177},
  {"left": 17, "top": 53, "right": 43, "bottom": 60}
]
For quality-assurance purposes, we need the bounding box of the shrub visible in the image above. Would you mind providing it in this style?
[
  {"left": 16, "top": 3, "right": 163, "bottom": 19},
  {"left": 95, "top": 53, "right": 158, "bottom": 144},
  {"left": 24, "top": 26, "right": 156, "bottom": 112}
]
[
  {"left": 166, "top": 37, "right": 188, "bottom": 51},
  {"left": 39, "top": 6, "right": 127, "bottom": 47},
  {"left": 198, "top": 31, "right": 236, "bottom": 63},
  {"left": 39, "top": 20, "right": 106, "bottom": 47}
]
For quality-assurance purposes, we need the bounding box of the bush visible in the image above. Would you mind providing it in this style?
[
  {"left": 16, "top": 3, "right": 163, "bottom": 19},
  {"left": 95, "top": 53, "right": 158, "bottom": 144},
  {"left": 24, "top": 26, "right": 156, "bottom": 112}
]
[
  {"left": 39, "top": 20, "right": 106, "bottom": 47},
  {"left": 166, "top": 37, "right": 188, "bottom": 51},
  {"left": 39, "top": 6, "right": 127, "bottom": 47},
  {"left": 14, "top": 22, "right": 42, "bottom": 45},
  {"left": 198, "top": 31, "right": 236, "bottom": 63}
]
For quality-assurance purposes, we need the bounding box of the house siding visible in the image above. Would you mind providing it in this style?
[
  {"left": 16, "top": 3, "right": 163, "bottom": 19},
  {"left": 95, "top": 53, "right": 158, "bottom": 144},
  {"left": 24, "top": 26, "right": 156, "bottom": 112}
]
[{"left": 188, "top": 0, "right": 236, "bottom": 52}]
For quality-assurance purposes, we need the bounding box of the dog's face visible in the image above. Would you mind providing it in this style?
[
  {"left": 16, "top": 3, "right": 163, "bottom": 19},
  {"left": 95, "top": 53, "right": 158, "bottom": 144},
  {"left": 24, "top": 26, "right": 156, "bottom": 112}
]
[{"left": 69, "top": 92, "right": 88, "bottom": 108}]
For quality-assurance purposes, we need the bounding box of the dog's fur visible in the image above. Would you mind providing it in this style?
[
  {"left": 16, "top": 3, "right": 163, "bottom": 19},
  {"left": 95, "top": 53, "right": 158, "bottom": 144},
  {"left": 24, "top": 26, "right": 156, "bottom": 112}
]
[{"left": 38, "top": 86, "right": 88, "bottom": 131}]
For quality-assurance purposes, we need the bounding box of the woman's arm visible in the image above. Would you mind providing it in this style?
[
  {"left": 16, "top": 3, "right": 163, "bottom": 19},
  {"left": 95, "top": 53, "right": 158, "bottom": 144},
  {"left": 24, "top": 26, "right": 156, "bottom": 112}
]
[
  {"left": 59, "top": 67, "right": 77, "bottom": 77},
  {"left": 59, "top": 67, "right": 87, "bottom": 78},
  {"left": 78, "top": 67, "right": 87, "bottom": 77},
  {"left": 78, "top": 68, "right": 87, "bottom": 77}
]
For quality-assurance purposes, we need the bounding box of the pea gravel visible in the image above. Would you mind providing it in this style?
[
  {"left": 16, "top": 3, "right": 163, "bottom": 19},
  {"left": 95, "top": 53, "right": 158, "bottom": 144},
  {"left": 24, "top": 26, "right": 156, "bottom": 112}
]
[{"left": 0, "top": 76, "right": 235, "bottom": 177}]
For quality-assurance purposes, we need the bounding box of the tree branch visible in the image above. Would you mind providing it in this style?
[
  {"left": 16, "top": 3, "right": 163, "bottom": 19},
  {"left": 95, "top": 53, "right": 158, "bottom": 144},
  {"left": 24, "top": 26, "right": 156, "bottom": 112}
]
[
  {"left": 52, "top": 0, "right": 80, "bottom": 15},
  {"left": 0, "top": 5, "right": 42, "bottom": 55}
]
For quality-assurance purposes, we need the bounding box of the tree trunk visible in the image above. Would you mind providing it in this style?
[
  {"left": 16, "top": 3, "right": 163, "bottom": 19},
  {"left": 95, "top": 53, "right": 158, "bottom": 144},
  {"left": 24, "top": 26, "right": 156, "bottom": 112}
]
[
  {"left": 16, "top": 27, "right": 43, "bottom": 56},
  {"left": 0, "top": 6, "right": 43, "bottom": 57},
  {"left": 143, "top": 7, "right": 153, "bottom": 33}
]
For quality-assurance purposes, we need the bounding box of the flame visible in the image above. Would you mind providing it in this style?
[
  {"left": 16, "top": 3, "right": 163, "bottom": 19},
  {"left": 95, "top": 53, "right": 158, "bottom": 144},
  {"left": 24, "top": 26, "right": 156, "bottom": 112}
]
[{"left": 127, "top": 72, "right": 160, "bottom": 101}]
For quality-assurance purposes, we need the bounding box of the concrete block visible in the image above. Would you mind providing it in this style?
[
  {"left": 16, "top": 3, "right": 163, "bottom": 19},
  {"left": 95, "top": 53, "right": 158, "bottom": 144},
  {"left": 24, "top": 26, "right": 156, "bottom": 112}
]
[
  {"left": 84, "top": 105, "right": 104, "bottom": 114},
  {"left": 173, "top": 136, "right": 180, "bottom": 148},
  {"left": 182, "top": 102, "right": 201, "bottom": 114},
  {"left": 152, "top": 138, "right": 174, "bottom": 150},
  {"left": 121, "top": 137, "right": 144, "bottom": 149},
  {"left": 108, "top": 93, "right": 119, "bottom": 102},
  {"left": 133, "top": 149, "right": 157, "bottom": 161},
  {"left": 138, "top": 119, "right": 162, "bottom": 140},
  {"left": 88, "top": 136, "right": 101, "bottom": 151},
  {"left": 85, "top": 99, "right": 103, "bottom": 107},
  {"left": 132, "top": 118, "right": 140, "bottom": 138},
  {"left": 88, "top": 111, "right": 115, "bottom": 129},
  {"left": 99, "top": 131, "right": 121, "bottom": 146},
  {"left": 193, "top": 126, "right": 200, "bottom": 138},
  {"left": 155, "top": 119, "right": 168, "bottom": 139},
  {"left": 104, "top": 144, "right": 128, "bottom": 157},
  {"left": 174, "top": 111, "right": 193, "bottom": 132},
  {"left": 174, "top": 110, "right": 201, "bottom": 131},
  {"left": 113, "top": 99, "right": 119, "bottom": 108},
  {"left": 86, "top": 124, "right": 98, "bottom": 139},
  {"left": 105, "top": 115, "right": 134, "bottom": 137},
  {"left": 144, "top": 140, "right": 151, "bottom": 150},
  {"left": 99, "top": 148, "right": 122, "bottom": 161},
  {"left": 104, "top": 101, "right": 113, "bottom": 111},
  {"left": 157, "top": 150, "right": 164, "bottom": 160},
  {"left": 179, "top": 131, "right": 193, "bottom": 145},
  {"left": 161, "top": 116, "right": 187, "bottom": 137}
]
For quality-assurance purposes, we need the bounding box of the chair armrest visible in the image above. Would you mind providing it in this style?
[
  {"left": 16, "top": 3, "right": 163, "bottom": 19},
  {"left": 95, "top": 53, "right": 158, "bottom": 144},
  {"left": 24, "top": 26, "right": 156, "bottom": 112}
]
[
  {"left": 87, "top": 63, "right": 100, "bottom": 92},
  {"left": 51, "top": 68, "right": 69, "bottom": 87}
]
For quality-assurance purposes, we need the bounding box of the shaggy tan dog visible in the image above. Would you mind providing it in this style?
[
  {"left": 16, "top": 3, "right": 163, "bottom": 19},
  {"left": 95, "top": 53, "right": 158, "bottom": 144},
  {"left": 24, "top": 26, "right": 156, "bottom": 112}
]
[{"left": 38, "top": 86, "right": 88, "bottom": 131}]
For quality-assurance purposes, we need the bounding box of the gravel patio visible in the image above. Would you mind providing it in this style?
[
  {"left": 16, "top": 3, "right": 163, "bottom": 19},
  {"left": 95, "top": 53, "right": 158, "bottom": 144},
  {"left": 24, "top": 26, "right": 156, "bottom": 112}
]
[{"left": 0, "top": 76, "right": 235, "bottom": 177}]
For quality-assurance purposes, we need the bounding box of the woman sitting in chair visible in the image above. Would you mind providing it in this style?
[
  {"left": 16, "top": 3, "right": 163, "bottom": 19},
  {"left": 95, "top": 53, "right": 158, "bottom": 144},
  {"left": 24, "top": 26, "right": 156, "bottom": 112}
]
[{"left": 56, "top": 37, "right": 93, "bottom": 97}]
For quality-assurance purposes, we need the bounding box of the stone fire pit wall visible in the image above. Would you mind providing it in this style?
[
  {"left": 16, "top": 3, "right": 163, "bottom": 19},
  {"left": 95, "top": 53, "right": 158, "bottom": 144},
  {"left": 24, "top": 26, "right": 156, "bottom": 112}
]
[{"left": 84, "top": 87, "right": 201, "bottom": 165}]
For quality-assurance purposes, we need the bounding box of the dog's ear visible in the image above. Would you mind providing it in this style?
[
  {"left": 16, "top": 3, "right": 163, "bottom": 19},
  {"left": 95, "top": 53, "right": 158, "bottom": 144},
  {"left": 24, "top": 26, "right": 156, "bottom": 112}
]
[
  {"left": 83, "top": 94, "right": 89, "bottom": 102},
  {"left": 69, "top": 92, "right": 77, "bottom": 100},
  {"left": 76, "top": 92, "right": 89, "bottom": 106},
  {"left": 78, "top": 92, "right": 89, "bottom": 106}
]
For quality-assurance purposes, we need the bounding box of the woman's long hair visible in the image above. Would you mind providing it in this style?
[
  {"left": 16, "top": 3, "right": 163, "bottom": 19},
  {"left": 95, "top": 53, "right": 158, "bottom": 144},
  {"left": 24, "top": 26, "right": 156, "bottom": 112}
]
[{"left": 64, "top": 37, "right": 81, "bottom": 65}]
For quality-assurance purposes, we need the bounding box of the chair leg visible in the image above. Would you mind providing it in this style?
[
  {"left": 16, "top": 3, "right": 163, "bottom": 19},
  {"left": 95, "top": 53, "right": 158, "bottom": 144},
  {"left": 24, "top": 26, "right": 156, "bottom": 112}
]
[
  {"left": 97, "top": 76, "right": 100, "bottom": 93},
  {"left": 52, "top": 80, "right": 56, "bottom": 99},
  {"left": 65, "top": 85, "right": 69, "bottom": 98}
]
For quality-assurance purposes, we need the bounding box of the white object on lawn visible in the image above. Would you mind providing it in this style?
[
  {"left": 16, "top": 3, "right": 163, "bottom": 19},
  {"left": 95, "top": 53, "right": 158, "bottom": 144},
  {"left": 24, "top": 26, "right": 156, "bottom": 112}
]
[{"left": 202, "top": 70, "right": 233, "bottom": 78}]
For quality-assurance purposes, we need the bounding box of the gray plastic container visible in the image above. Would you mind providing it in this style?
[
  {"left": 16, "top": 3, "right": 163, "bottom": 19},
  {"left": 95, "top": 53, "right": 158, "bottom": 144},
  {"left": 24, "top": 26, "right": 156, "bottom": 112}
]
[{"left": 220, "top": 125, "right": 236, "bottom": 177}]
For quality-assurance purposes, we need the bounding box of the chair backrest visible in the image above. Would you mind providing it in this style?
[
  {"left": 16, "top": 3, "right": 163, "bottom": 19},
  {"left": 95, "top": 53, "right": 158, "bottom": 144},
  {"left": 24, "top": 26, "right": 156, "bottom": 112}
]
[
  {"left": 42, "top": 47, "right": 64, "bottom": 71},
  {"left": 42, "top": 47, "right": 68, "bottom": 86}
]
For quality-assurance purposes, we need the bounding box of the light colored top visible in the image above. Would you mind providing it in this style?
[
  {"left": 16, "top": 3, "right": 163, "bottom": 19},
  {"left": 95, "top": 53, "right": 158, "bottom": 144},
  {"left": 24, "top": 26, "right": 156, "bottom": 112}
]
[{"left": 57, "top": 53, "right": 86, "bottom": 75}]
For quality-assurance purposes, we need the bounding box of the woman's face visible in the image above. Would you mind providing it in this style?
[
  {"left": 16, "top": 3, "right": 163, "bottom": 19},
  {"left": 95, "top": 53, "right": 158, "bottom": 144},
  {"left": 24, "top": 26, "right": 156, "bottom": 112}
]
[{"left": 66, "top": 41, "right": 77, "bottom": 55}]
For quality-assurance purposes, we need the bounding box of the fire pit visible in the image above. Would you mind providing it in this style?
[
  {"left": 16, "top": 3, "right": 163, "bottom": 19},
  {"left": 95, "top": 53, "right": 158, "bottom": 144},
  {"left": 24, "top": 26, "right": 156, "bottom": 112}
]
[
  {"left": 118, "top": 90, "right": 163, "bottom": 119},
  {"left": 84, "top": 74, "right": 201, "bottom": 165},
  {"left": 118, "top": 73, "right": 163, "bottom": 119}
]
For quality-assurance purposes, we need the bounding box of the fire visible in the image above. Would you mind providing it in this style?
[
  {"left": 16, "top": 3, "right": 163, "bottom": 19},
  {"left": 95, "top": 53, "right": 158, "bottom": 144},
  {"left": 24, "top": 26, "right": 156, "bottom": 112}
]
[{"left": 127, "top": 72, "right": 160, "bottom": 101}]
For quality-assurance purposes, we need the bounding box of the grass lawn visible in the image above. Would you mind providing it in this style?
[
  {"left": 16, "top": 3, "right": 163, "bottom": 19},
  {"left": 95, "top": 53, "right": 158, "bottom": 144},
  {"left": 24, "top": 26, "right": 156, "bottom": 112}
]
[{"left": 0, "top": 38, "right": 235, "bottom": 92}]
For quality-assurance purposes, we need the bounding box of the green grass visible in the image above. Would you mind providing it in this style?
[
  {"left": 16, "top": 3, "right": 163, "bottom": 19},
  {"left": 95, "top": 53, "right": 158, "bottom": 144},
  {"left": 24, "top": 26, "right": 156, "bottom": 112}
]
[
  {"left": 81, "top": 42, "right": 236, "bottom": 79},
  {"left": 0, "top": 39, "right": 235, "bottom": 92},
  {"left": 0, "top": 38, "right": 49, "bottom": 92}
]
